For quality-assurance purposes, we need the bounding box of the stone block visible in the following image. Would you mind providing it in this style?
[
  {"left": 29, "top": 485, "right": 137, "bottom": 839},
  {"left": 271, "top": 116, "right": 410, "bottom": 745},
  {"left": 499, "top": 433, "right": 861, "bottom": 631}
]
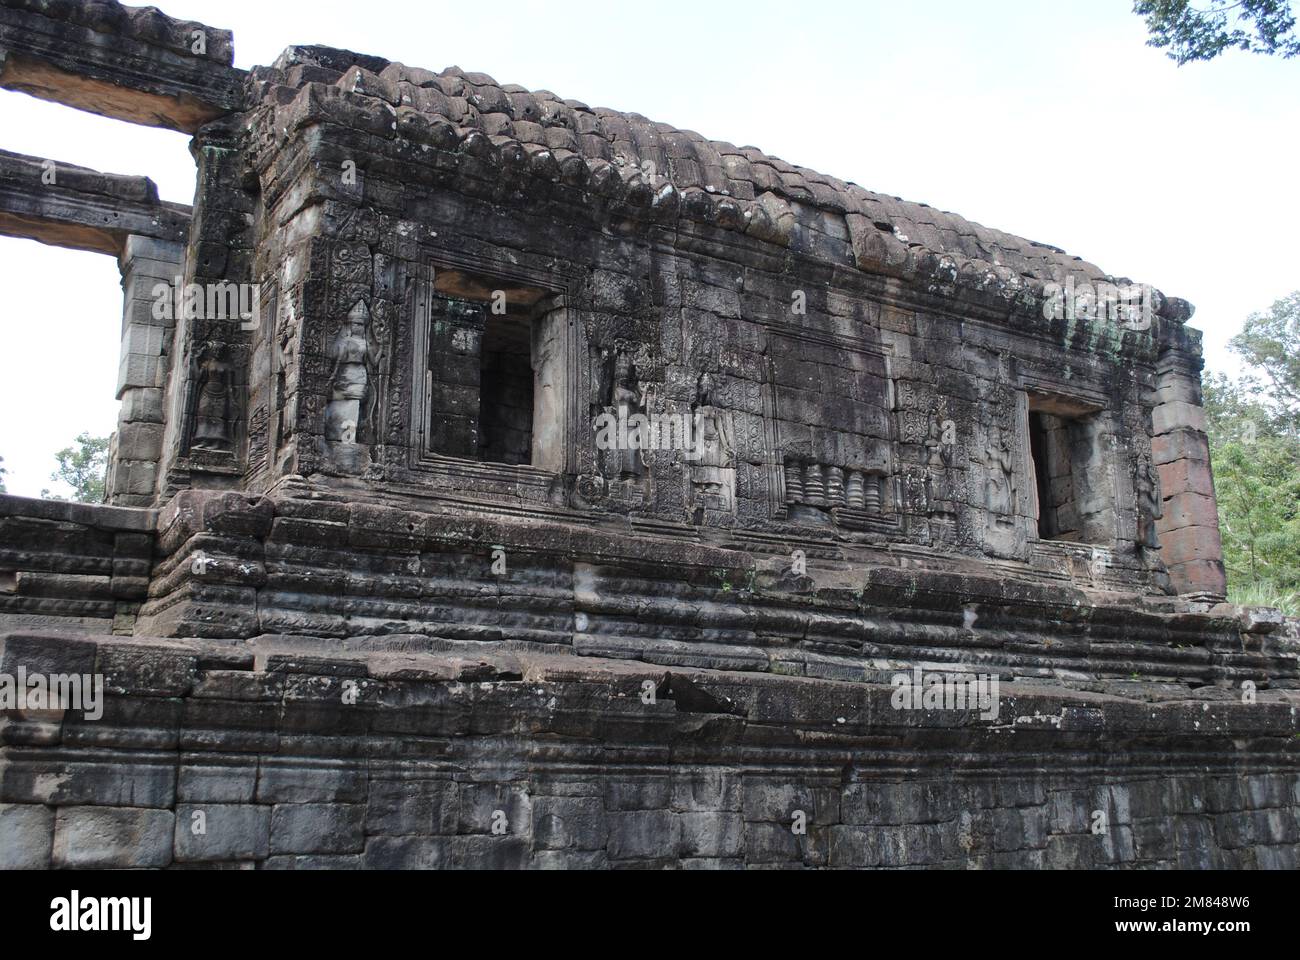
[
  {"left": 1161, "top": 524, "right": 1224, "bottom": 567},
  {"left": 120, "top": 322, "right": 168, "bottom": 362},
  {"left": 742, "top": 821, "right": 802, "bottom": 864},
  {"left": 366, "top": 778, "right": 458, "bottom": 836},
  {"left": 0, "top": 631, "right": 98, "bottom": 678},
  {"left": 0, "top": 755, "right": 176, "bottom": 808},
  {"left": 1166, "top": 558, "right": 1227, "bottom": 596},
  {"left": 116, "top": 351, "right": 166, "bottom": 395},
  {"left": 177, "top": 758, "right": 258, "bottom": 803},
  {"left": 457, "top": 782, "right": 532, "bottom": 836},
  {"left": 53, "top": 807, "right": 174, "bottom": 868},
  {"left": 1152, "top": 400, "right": 1207, "bottom": 436},
  {"left": 174, "top": 803, "right": 270, "bottom": 861},
  {"left": 123, "top": 235, "right": 187, "bottom": 266},
  {"left": 451, "top": 835, "right": 531, "bottom": 869},
  {"left": 530, "top": 850, "right": 610, "bottom": 870},
  {"left": 113, "top": 422, "right": 164, "bottom": 462},
  {"left": 1158, "top": 492, "right": 1220, "bottom": 534},
  {"left": 1131, "top": 817, "right": 1175, "bottom": 861},
  {"left": 256, "top": 763, "right": 366, "bottom": 803},
  {"left": 604, "top": 777, "right": 672, "bottom": 811},
  {"left": 532, "top": 796, "right": 607, "bottom": 851},
  {"left": 118, "top": 387, "right": 165, "bottom": 425},
  {"left": 1256, "top": 845, "right": 1298, "bottom": 870},
  {"left": 607, "top": 810, "right": 680, "bottom": 860},
  {"left": 264, "top": 854, "right": 364, "bottom": 870},
  {"left": 363, "top": 836, "right": 453, "bottom": 869},
  {"left": 1152, "top": 427, "right": 1210, "bottom": 466},
  {"left": 679, "top": 811, "right": 743, "bottom": 858},
  {"left": 1152, "top": 377, "right": 1202, "bottom": 407},
  {"left": 828, "top": 824, "right": 883, "bottom": 867},
  {"left": 0, "top": 803, "right": 53, "bottom": 869},
  {"left": 1157, "top": 457, "right": 1216, "bottom": 500},
  {"left": 671, "top": 770, "right": 740, "bottom": 812},
  {"left": 741, "top": 779, "right": 815, "bottom": 822},
  {"left": 270, "top": 802, "right": 365, "bottom": 855}
]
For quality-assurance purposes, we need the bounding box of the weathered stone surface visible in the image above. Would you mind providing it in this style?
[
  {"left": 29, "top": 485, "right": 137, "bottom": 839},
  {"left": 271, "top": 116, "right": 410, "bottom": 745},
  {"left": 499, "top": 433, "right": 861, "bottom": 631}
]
[
  {"left": 174, "top": 803, "right": 269, "bottom": 862},
  {"left": 0, "top": 0, "right": 243, "bottom": 131},
  {"left": 0, "top": 0, "right": 1293, "bottom": 871},
  {"left": 533, "top": 796, "right": 607, "bottom": 851},
  {"left": 0, "top": 149, "right": 191, "bottom": 256},
  {"left": 52, "top": 806, "right": 174, "bottom": 868},
  {"left": 0, "top": 633, "right": 1292, "bottom": 869},
  {"left": 177, "top": 757, "right": 258, "bottom": 803},
  {"left": 0, "top": 803, "right": 53, "bottom": 868},
  {"left": 269, "top": 803, "right": 365, "bottom": 855},
  {"left": 366, "top": 778, "right": 457, "bottom": 836}
]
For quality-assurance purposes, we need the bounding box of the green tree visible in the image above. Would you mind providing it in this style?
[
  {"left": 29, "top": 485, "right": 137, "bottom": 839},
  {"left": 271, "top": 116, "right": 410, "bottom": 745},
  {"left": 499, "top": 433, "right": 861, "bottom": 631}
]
[
  {"left": 46, "top": 433, "right": 109, "bottom": 504},
  {"left": 1135, "top": 0, "right": 1300, "bottom": 64},
  {"left": 1203, "top": 292, "right": 1300, "bottom": 614},
  {"left": 1210, "top": 433, "right": 1300, "bottom": 592},
  {"left": 1228, "top": 291, "right": 1300, "bottom": 425}
]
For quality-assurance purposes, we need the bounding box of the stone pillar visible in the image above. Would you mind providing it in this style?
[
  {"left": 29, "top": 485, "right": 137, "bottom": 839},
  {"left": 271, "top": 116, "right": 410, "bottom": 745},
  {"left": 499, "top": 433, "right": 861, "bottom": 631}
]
[
  {"left": 106, "top": 234, "right": 185, "bottom": 507},
  {"left": 1151, "top": 340, "right": 1227, "bottom": 598},
  {"left": 156, "top": 117, "right": 257, "bottom": 495},
  {"left": 531, "top": 303, "right": 569, "bottom": 473}
]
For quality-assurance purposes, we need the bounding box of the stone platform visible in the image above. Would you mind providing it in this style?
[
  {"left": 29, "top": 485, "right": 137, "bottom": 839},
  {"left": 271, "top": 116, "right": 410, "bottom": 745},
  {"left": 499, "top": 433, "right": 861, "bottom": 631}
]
[
  {"left": 2, "top": 630, "right": 1297, "bottom": 870},
  {"left": 2, "top": 0, "right": 1297, "bottom": 869}
]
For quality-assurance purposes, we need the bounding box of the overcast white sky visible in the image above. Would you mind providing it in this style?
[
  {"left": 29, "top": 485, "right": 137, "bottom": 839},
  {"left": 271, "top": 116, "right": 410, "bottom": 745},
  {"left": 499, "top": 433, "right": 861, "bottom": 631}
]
[{"left": 1, "top": 0, "right": 1297, "bottom": 498}]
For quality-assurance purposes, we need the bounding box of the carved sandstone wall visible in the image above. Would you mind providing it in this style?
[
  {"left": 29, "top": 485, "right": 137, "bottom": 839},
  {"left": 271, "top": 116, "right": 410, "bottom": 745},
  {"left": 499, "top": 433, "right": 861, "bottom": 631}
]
[{"left": 0, "top": 0, "right": 1296, "bottom": 870}]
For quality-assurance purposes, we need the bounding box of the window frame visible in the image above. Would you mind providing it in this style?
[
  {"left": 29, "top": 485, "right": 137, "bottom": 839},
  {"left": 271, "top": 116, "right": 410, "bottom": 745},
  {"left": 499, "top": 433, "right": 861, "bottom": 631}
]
[
  {"left": 1022, "top": 387, "right": 1114, "bottom": 547},
  {"left": 407, "top": 253, "right": 577, "bottom": 496}
]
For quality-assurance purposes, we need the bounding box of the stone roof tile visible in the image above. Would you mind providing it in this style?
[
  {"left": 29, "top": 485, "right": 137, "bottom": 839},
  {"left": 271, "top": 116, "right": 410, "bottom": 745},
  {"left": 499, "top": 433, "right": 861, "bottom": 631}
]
[{"left": 282, "top": 55, "right": 1167, "bottom": 295}]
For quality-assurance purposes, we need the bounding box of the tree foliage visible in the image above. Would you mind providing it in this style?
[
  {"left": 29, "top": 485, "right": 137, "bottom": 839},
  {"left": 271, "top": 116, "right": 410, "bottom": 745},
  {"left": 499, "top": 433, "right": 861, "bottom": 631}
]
[
  {"left": 1203, "top": 292, "right": 1300, "bottom": 614},
  {"left": 1228, "top": 291, "right": 1300, "bottom": 422},
  {"left": 45, "top": 433, "right": 109, "bottom": 504},
  {"left": 1135, "top": 0, "right": 1300, "bottom": 64},
  {"left": 0, "top": 455, "right": 7, "bottom": 494}
]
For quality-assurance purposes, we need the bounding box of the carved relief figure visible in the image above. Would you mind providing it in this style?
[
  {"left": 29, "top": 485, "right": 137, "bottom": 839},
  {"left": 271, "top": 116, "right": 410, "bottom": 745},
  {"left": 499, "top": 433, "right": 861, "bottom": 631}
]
[
  {"left": 985, "top": 425, "right": 1016, "bottom": 517},
  {"left": 923, "top": 415, "right": 956, "bottom": 511},
  {"left": 604, "top": 351, "right": 646, "bottom": 479},
  {"left": 325, "top": 301, "right": 374, "bottom": 445},
  {"left": 368, "top": 302, "right": 391, "bottom": 443},
  {"left": 1136, "top": 459, "right": 1163, "bottom": 551},
  {"left": 275, "top": 306, "right": 297, "bottom": 450},
  {"left": 192, "top": 341, "right": 237, "bottom": 452},
  {"left": 924, "top": 416, "right": 949, "bottom": 469},
  {"left": 690, "top": 372, "right": 737, "bottom": 513}
]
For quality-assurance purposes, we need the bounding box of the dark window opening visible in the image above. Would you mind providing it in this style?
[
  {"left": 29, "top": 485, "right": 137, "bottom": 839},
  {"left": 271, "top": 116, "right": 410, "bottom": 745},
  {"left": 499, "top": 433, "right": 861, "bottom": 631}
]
[
  {"left": 422, "top": 267, "right": 556, "bottom": 468},
  {"left": 1030, "top": 411, "right": 1076, "bottom": 540},
  {"left": 477, "top": 313, "right": 534, "bottom": 465},
  {"left": 1027, "top": 395, "right": 1109, "bottom": 544}
]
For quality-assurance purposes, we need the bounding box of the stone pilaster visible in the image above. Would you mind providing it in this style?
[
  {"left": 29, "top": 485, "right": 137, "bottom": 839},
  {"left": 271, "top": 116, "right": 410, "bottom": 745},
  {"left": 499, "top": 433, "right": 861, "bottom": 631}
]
[
  {"left": 107, "top": 234, "right": 185, "bottom": 506},
  {"left": 1152, "top": 330, "right": 1227, "bottom": 598}
]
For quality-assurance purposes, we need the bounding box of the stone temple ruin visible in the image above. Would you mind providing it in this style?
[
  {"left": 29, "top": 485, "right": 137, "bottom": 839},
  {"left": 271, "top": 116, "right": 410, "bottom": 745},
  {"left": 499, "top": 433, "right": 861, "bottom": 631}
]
[{"left": 0, "top": 0, "right": 1297, "bottom": 870}]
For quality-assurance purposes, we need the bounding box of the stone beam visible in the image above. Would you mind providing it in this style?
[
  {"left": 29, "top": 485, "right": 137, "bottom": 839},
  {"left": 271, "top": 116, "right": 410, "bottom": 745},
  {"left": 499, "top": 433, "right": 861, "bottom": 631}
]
[
  {"left": 0, "top": 0, "right": 243, "bottom": 133},
  {"left": 0, "top": 148, "right": 189, "bottom": 256}
]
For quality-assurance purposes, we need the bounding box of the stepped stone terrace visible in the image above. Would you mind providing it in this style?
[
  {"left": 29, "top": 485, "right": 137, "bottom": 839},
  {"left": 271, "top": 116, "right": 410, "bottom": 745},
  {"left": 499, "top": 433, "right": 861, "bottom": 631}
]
[{"left": 0, "top": 0, "right": 1296, "bottom": 870}]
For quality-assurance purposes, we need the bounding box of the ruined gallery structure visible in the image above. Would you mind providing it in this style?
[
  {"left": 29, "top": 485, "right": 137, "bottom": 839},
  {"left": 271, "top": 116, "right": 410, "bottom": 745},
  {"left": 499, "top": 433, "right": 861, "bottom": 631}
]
[{"left": 0, "top": 0, "right": 1296, "bottom": 870}]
